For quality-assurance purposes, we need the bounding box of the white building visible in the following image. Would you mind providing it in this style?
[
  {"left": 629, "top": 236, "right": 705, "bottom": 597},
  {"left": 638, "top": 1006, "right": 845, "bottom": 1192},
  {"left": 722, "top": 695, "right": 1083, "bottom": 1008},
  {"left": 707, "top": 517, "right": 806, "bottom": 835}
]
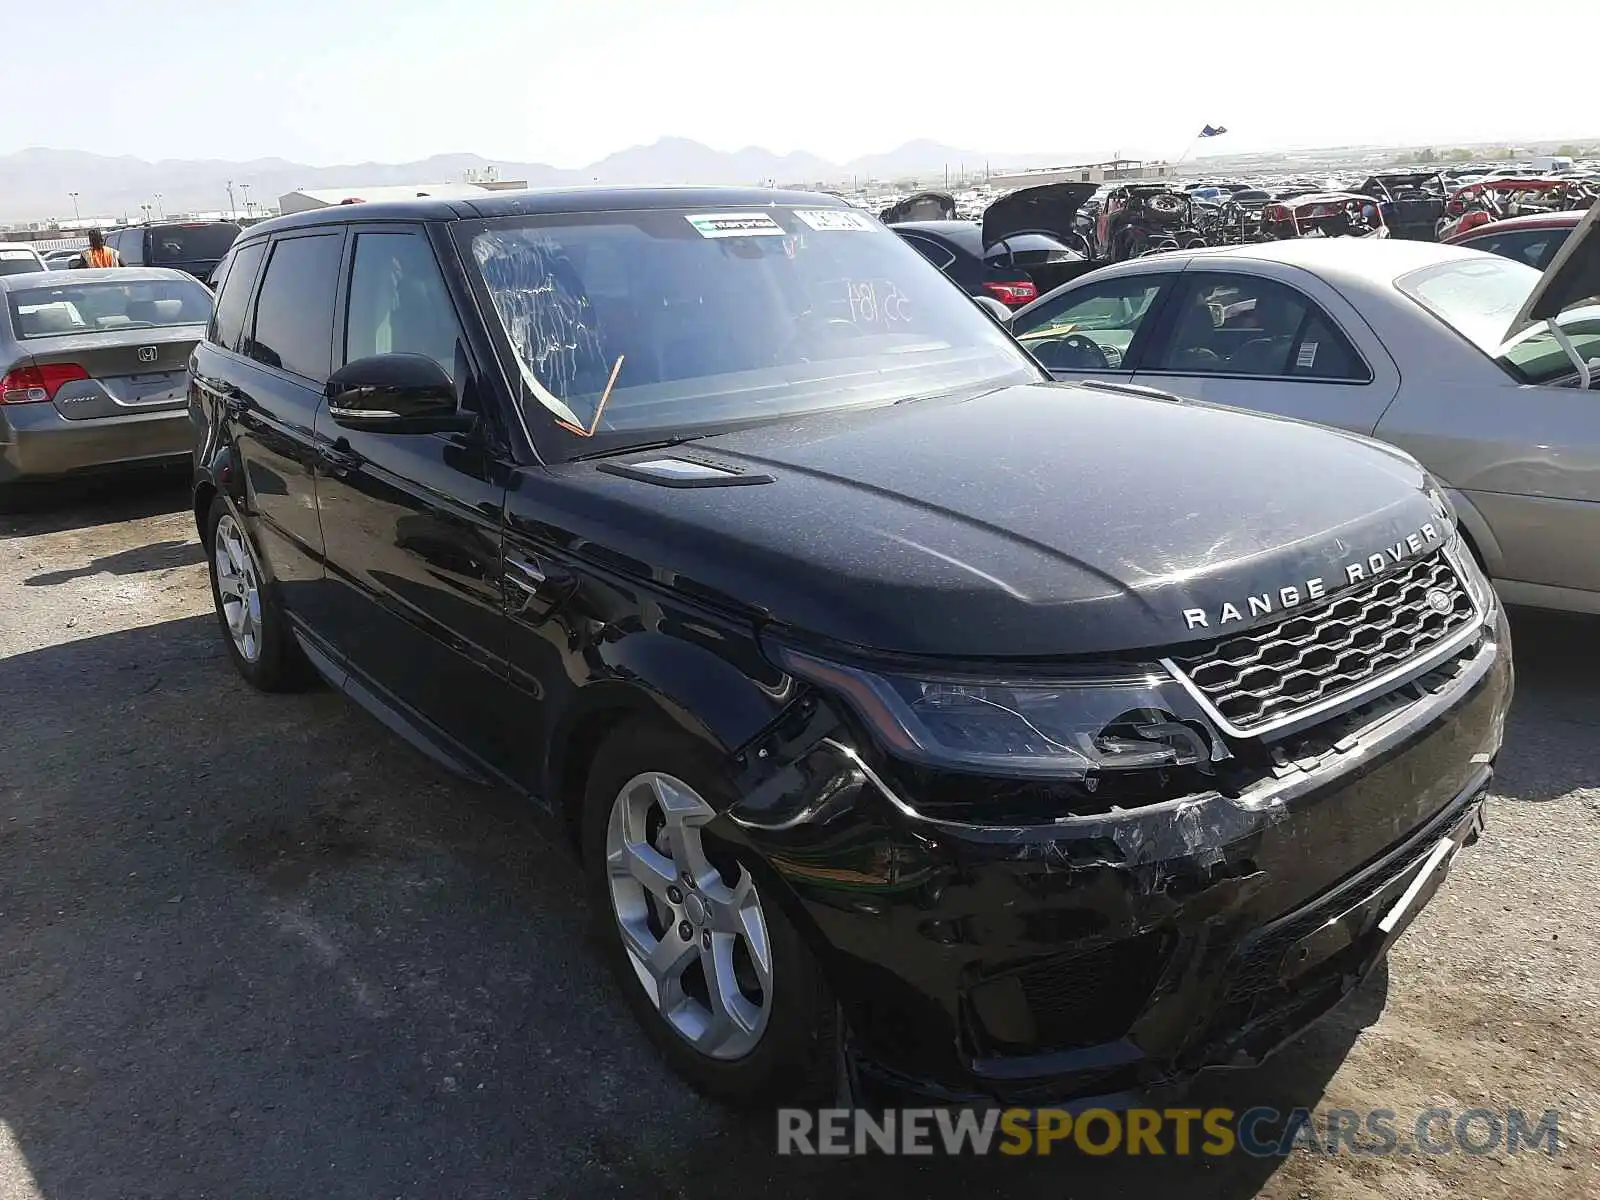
[{"left": 278, "top": 180, "right": 528, "bottom": 215}]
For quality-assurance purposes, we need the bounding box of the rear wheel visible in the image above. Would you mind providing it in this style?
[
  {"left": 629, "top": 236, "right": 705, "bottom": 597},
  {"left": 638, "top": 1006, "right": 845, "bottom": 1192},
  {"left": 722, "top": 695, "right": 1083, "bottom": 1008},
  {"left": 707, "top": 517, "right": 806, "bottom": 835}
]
[
  {"left": 204, "top": 496, "right": 311, "bottom": 691},
  {"left": 582, "top": 718, "right": 837, "bottom": 1105}
]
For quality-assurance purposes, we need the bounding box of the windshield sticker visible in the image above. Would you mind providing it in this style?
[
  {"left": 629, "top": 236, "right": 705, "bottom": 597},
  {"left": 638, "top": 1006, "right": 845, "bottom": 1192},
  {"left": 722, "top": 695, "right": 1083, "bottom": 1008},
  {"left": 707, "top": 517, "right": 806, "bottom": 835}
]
[
  {"left": 1296, "top": 341, "right": 1319, "bottom": 370},
  {"left": 794, "top": 209, "right": 879, "bottom": 233},
  {"left": 685, "top": 213, "right": 785, "bottom": 239}
]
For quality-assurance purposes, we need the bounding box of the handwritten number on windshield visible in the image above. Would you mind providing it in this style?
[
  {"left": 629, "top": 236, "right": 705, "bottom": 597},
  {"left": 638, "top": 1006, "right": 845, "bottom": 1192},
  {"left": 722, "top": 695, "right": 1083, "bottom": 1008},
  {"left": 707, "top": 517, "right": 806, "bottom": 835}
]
[{"left": 845, "top": 280, "right": 911, "bottom": 326}]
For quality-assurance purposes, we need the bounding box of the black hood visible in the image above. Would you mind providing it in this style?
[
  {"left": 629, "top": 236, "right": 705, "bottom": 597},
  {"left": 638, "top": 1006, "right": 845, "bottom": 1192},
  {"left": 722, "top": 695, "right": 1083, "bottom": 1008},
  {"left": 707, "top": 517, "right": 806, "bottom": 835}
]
[
  {"left": 982, "top": 183, "right": 1098, "bottom": 249},
  {"left": 539, "top": 384, "right": 1446, "bottom": 660},
  {"left": 879, "top": 192, "right": 957, "bottom": 224}
]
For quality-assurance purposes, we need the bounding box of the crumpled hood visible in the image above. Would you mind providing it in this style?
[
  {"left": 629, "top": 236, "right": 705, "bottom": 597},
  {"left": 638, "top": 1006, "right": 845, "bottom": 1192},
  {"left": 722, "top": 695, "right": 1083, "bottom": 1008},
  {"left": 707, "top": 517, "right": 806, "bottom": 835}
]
[{"left": 538, "top": 383, "right": 1446, "bottom": 659}]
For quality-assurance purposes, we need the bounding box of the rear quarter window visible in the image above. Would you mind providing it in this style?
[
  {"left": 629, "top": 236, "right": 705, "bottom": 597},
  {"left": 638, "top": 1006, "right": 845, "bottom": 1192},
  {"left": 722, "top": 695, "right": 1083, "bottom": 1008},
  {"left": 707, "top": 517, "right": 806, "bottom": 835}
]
[{"left": 209, "top": 241, "right": 266, "bottom": 351}]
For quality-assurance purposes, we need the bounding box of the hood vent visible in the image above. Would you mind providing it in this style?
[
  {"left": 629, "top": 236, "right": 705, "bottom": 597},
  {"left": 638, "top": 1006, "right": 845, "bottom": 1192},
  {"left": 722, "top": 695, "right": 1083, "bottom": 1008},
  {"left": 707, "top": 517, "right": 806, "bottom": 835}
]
[{"left": 597, "top": 456, "right": 774, "bottom": 489}]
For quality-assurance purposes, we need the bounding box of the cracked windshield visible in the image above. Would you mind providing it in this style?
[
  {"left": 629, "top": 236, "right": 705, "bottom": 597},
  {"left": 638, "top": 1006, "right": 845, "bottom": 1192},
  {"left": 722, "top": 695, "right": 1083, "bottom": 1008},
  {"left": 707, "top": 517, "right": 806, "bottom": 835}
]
[{"left": 469, "top": 207, "right": 1035, "bottom": 436}]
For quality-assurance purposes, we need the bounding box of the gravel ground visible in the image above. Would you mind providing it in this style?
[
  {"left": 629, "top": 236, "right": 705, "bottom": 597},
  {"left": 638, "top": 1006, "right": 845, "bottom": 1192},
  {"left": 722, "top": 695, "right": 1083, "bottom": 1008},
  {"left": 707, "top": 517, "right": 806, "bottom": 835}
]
[{"left": 1, "top": 474, "right": 1596, "bottom": 1200}]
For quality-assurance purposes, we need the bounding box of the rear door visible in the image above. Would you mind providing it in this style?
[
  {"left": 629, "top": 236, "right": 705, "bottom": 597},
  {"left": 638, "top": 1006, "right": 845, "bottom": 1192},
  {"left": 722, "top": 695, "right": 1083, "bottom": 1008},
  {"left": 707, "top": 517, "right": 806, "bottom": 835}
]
[
  {"left": 1130, "top": 266, "right": 1401, "bottom": 432},
  {"left": 312, "top": 223, "right": 518, "bottom": 771},
  {"left": 227, "top": 230, "right": 345, "bottom": 605}
]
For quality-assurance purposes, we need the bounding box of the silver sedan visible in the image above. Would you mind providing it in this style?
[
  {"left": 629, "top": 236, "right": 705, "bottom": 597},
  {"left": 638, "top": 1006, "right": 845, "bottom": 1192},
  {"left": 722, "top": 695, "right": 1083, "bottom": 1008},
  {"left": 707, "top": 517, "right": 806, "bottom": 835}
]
[
  {"left": 0, "top": 267, "right": 213, "bottom": 495},
  {"left": 1006, "top": 209, "right": 1600, "bottom": 615}
]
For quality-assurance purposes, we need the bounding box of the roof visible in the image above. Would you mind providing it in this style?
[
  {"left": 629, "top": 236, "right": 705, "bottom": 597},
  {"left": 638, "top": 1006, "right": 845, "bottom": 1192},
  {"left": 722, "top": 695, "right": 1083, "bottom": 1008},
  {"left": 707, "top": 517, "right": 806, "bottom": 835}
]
[
  {"left": 244, "top": 185, "right": 851, "bottom": 239},
  {"left": 886, "top": 219, "right": 983, "bottom": 252},
  {"left": 1176, "top": 236, "right": 1485, "bottom": 286},
  {"left": 0, "top": 266, "right": 201, "bottom": 291},
  {"left": 1445, "top": 210, "right": 1586, "bottom": 242},
  {"left": 0, "top": 242, "right": 45, "bottom": 254}
]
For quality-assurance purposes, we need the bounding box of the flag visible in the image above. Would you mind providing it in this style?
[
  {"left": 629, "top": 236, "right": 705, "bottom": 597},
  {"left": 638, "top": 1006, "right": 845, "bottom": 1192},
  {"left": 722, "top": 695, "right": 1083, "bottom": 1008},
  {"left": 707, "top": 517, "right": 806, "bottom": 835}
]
[{"left": 1200, "top": 125, "right": 1228, "bottom": 138}]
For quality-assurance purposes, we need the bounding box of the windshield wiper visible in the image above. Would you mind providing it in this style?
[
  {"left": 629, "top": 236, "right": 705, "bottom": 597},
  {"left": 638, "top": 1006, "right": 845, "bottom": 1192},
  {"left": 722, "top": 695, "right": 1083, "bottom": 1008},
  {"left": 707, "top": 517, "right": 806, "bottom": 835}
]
[{"left": 567, "top": 433, "right": 711, "bottom": 463}]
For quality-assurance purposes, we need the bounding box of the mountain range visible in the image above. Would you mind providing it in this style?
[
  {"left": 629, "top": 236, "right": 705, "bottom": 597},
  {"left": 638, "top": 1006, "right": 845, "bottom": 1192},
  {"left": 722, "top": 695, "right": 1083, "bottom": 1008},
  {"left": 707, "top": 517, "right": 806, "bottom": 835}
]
[{"left": 0, "top": 139, "right": 1104, "bottom": 223}]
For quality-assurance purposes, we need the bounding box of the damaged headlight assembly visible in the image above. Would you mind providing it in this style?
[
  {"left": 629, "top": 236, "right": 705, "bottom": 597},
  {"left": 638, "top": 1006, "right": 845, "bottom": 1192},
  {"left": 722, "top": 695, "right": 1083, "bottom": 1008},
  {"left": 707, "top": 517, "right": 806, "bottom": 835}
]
[{"left": 769, "top": 644, "right": 1227, "bottom": 782}]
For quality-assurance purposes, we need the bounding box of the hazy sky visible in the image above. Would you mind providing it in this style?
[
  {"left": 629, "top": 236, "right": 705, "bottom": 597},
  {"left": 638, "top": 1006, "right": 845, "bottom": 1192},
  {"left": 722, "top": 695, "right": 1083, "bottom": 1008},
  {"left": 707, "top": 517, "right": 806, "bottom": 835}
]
[{"left": 11, "top": 0, "right": 1592, "bottom": 166}]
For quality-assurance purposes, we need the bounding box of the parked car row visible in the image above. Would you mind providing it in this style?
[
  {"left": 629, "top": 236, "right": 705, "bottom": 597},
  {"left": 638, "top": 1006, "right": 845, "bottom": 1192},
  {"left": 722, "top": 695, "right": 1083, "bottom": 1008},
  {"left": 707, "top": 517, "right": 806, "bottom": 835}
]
[{"left": 14, "top": 184, "right": 1593, "bottom": 1116}]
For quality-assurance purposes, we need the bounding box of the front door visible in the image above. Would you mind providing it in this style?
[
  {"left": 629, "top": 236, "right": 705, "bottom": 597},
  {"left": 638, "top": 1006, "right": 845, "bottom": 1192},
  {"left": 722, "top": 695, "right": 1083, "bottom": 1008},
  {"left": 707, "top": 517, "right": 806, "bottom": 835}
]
[
  {"left": 1007, "top": 269, "right": 1178, "bottom": 384},
  {"left": 312, "top": 224, "right": 518, "bottom": 772}
]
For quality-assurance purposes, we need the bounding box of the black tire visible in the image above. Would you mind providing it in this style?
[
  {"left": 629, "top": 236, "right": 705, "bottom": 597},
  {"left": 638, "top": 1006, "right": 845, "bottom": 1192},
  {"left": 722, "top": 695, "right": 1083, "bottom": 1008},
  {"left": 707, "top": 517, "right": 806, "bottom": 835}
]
[
  {"left": 202, "top": 495, "right": 313, "bottom": 692},
  {"left": 581, "top": 717, "right": 838, "bottom": 1106}
]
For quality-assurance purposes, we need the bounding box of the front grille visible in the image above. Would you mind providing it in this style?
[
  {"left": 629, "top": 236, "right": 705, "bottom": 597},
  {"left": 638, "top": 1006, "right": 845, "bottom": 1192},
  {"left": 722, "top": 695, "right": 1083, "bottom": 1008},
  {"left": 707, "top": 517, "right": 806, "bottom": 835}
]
[{"left": 1172, "top": 552, "right": 1476, "bottom": 734}]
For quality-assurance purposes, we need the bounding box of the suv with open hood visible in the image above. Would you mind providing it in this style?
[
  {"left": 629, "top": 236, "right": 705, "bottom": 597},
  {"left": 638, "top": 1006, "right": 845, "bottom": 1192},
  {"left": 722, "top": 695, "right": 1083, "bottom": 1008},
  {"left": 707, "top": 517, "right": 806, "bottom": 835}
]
[{"left": 191, "top": 187, "right": 1511, "bottom": 1109}]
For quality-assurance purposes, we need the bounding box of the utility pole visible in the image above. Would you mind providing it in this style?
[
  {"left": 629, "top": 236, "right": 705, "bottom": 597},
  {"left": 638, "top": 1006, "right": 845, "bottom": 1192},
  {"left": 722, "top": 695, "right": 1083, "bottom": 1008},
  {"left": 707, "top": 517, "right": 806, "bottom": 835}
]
[
  {"left": 226, "top": 180, "right": 236, "bottom": 217},
  {"left": 68, "top": 191, "right": 80, "bottom": 221}
]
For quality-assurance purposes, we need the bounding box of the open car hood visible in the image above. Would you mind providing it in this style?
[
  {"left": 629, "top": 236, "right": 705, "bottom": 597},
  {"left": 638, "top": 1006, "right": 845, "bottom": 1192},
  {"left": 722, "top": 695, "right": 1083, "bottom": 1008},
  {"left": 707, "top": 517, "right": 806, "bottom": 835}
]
[
  {"left": 878, "top": 191, "right": 956, "bottom": 224},
  {"left": 1504, "top": 199, "right": 1600, "bottom": 340},
  {"left": 982, "top": 183, "right": 1097, "bottom": 248}
]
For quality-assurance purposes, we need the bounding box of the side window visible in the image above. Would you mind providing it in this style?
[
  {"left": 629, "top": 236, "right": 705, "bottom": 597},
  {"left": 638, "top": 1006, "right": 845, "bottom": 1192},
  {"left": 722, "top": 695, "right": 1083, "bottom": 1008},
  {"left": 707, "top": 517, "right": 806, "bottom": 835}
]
[
  {"left": 208, "top": 241, "right": 266, "bottom": 351},
  {"left": 343, "top": 231, "right": 462, "bottom": 379},
  {"left": 244, "top": 233, "right": 343, "bottom": 381},
  {"left": 119, "top": 230, "right": 144, "bottom": 265},
  {"left": 1011, "top": 276, "right": 1165, "bottom": 371},
  {"left": 897, "top": 233, "right": 956, "bottom": 272},
  {"left": 1149, "top": 272, "right": 1369, "bottom": 382}
]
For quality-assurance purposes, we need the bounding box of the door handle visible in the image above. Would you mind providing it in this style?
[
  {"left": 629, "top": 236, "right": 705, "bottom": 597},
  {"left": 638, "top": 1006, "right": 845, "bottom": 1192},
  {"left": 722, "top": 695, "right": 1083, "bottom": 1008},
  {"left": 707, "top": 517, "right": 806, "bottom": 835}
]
[{"left": 317, "top": 440, "right": 362, "bottom": 475}]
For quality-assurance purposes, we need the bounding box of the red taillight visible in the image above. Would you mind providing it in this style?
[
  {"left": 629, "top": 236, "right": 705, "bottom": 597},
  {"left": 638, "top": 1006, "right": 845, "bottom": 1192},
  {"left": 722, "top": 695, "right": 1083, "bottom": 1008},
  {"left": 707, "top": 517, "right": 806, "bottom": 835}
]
[
  {"left": 0, "top": 363, "right": 89, "bottom": 405},
  {"left": 983, "top": 280, "right": 1038, "bottom": 307}
]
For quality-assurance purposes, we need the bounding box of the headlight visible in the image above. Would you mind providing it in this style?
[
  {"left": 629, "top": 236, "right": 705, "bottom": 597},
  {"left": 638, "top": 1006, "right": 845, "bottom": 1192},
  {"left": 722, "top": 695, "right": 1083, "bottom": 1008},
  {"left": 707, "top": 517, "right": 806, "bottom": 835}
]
[{"left": 771, "top": 645, "right": 1221, "bottom": 780}]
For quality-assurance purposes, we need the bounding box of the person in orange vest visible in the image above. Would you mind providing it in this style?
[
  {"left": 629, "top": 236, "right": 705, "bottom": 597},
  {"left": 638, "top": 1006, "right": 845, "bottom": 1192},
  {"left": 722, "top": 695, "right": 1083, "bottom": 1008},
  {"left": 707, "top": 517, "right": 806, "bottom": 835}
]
[{"left": 76, "top": 229, "right": 122, "bottom": 269}]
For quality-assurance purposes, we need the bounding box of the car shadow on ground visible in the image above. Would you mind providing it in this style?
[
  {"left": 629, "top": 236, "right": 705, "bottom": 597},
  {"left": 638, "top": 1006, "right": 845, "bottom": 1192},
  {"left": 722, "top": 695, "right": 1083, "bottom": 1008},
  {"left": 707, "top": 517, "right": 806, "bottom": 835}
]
[
  {"left": 0, "top": 469, "right": 190, "bottom": 537},
  {"left": 0, "top": 608, "right": 1572, "bottom": 1199},
  {"left": 1493, "top": 606, "right": 1600, "bottom": 804}
]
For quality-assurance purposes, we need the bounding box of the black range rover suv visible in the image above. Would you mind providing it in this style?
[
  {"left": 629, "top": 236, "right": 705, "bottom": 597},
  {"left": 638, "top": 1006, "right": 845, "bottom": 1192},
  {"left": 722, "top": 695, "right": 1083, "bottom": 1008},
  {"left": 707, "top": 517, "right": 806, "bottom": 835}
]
[{"left": 189, "top": 187, "right": 1511, "bottom": 1108}]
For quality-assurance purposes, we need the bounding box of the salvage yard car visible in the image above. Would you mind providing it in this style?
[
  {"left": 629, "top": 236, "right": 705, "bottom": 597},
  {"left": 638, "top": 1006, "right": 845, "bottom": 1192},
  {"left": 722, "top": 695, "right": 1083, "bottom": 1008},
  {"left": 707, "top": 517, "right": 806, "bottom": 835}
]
[
  {"left": 887, "top": 183, "right": 1096, "bottom": 308},
  {"left": 1008, "top": 205, "right": 1600, "bottom": 614},
  {"left": 104, "top": 219, "right": 242, "bottom": 283},
  {"left": 0, "top": 267, "right": 213, "bottom": 496},
  {"left": 191, "top": 187, "right": 1510, "bottom": 1108}
]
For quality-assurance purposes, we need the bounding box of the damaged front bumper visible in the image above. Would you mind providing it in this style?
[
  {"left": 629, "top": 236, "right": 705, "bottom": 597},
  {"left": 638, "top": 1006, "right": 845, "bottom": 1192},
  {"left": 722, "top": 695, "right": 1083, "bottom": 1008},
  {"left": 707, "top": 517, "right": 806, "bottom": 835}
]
[{"left": 720, "top": 610, "right": 1512, "bottom": 1107}]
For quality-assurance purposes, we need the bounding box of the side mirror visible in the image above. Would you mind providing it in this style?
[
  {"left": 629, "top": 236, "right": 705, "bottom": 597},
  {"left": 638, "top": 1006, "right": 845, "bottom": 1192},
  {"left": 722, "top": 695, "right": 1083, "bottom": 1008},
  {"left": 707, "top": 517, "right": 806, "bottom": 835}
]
[
  {"left": 973, "top": 295, "right": 1013, "bottom": 325},
  {"left": 325, "top": 353, "right": 475, "bottom": 434}
]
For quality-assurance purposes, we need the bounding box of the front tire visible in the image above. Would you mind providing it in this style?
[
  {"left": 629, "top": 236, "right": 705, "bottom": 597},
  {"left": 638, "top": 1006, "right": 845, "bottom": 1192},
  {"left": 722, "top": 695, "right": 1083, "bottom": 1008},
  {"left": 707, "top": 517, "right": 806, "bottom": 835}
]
[
  {"left": 581, "top": 717, "right": 837, "bottom": 1105},
  {"left": 203, "top": 496, "right": 311, "bottom": 691}
]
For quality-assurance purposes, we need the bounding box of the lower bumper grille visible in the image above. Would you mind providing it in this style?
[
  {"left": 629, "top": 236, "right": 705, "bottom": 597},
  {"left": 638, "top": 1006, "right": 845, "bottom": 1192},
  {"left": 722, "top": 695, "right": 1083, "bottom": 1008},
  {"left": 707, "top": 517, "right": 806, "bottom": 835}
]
[{"left": 1171, "top": 551, "right": 1476, "bottom": 734}]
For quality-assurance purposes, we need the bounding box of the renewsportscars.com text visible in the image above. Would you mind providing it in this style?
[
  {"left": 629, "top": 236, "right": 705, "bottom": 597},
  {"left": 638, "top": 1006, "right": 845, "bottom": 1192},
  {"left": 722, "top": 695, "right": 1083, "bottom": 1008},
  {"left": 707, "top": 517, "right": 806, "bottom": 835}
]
[{"left": 776, "top": 1106, "right": 1563, "bottom": 1158}]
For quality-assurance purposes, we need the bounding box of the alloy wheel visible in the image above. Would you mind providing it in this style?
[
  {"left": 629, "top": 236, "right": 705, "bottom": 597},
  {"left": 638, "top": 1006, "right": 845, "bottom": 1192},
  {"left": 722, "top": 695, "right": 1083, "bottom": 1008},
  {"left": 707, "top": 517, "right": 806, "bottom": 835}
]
[
  {"left": 213, "top": 512, "right": 263, "bottom": 664},
  {"left": 604, "top": 771, "right": 773, "bottom": 1060}
]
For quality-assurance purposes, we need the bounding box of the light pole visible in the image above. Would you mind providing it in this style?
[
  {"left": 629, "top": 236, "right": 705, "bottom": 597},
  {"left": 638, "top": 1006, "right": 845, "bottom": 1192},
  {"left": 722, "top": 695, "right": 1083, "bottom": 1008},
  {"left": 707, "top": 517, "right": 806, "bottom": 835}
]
[
  {"left": 226, "top": 180, "right": 236, "bottom": 216},
  {"left": 154, "top": 193, "right": 164, "bottom": 220},
  {"left": 68, "top": 191, "right": 80, "bottom": 221},
  {"left": 239, "top": 183, "right": 252, "bottom": 215},
  {"left": 140, "top": 203, "right": 152, "bottom": 224}
]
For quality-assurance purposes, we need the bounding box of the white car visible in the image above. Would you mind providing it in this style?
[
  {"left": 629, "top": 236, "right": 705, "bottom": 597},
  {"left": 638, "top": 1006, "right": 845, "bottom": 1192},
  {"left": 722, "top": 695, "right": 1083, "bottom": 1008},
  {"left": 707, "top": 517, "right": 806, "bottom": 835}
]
[
  {"left": 0, "top": 243, "right": 48, "bottom": 277},
  {"left": 1005, "top": 212, "right": 1600, "bottom": 615}
]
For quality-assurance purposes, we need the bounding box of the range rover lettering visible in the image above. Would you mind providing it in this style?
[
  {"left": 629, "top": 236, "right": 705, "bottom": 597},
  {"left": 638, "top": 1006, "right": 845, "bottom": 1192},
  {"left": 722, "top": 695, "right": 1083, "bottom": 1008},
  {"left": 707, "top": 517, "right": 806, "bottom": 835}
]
[{"left": 190, "top": 188, "right": 1511, "bottom": 1108}]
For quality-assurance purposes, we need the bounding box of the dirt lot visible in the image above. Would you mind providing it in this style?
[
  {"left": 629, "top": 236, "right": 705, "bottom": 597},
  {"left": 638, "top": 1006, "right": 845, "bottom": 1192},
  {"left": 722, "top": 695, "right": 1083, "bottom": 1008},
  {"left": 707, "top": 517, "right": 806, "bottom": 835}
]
[{"left": 1, "top": 475, "right": 1596, "bottom": 1200}]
